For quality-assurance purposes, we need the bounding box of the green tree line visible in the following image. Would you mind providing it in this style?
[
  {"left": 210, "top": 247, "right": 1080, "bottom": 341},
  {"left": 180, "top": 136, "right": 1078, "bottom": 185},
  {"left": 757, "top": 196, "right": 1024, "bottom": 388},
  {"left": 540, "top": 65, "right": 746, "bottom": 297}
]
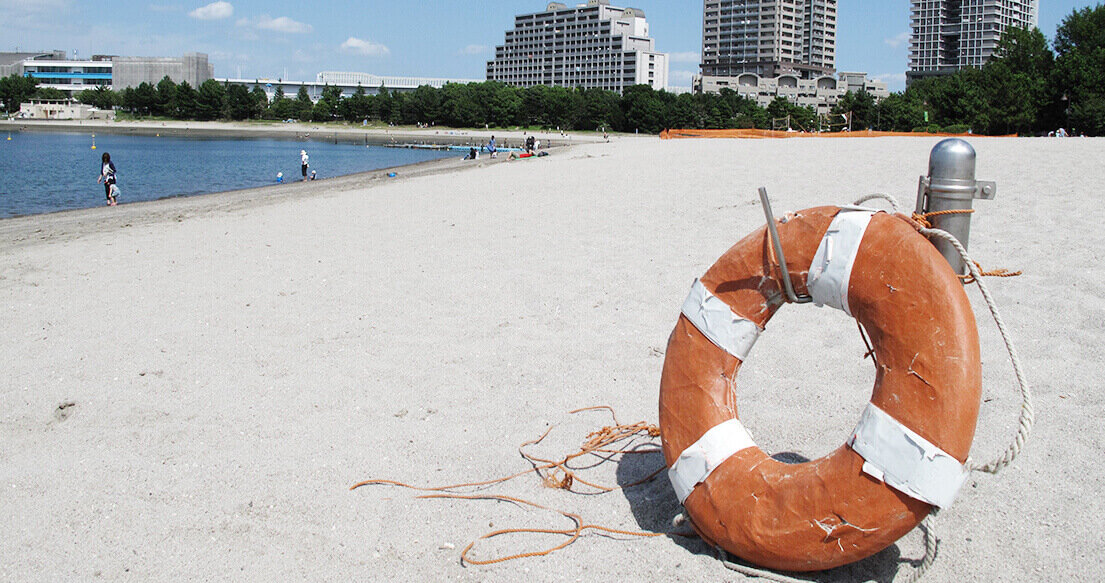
[{"left": 4, "top": 5, "right": 1103, "bottom": 135}]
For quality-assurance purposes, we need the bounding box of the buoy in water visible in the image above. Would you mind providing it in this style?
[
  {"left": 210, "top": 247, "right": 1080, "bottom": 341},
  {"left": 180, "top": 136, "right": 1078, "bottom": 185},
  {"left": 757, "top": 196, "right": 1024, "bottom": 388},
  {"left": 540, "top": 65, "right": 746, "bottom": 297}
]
[{"left": 91, "top": 134, "right": 97, "bottom": 150}]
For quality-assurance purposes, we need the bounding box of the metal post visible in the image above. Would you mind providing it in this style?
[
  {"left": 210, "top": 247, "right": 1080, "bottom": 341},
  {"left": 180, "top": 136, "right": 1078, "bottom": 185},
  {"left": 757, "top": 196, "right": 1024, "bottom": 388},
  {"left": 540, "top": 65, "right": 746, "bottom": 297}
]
[
  {"left": 758, "top": 188, "right": 812, "bottom": 304},
  {"left": 915, "top": 139, "right": 996, "bottom": 276}
]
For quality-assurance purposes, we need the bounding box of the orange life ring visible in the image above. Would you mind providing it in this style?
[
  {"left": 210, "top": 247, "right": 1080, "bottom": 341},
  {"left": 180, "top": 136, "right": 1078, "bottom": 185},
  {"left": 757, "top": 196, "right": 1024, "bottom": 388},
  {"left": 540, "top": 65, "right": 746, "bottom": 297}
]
[{"left": 659, "top": 205, "right": 981, "bottom": 572}]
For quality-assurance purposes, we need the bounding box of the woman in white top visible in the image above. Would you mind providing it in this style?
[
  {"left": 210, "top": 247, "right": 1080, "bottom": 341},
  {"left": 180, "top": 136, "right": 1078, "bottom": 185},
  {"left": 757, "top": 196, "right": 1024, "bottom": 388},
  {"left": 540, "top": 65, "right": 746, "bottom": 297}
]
[{"left": 300, "top": 149, "right": 309, "bottom": 181}]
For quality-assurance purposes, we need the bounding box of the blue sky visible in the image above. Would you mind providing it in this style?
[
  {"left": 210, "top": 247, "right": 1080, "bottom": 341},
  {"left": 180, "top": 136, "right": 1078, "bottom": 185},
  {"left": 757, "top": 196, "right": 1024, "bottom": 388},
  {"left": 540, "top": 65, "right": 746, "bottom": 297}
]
[{"left": 2, "top": 0, "right": 1097, "bottom": 91}]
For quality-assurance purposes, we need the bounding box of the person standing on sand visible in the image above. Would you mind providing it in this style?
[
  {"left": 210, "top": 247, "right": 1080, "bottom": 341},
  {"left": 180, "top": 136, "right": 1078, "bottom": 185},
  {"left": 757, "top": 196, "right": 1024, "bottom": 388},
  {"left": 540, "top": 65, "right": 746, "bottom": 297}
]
[
  {"left": 97, "top": 152, "right": 118, "bottom": 206},
  {"left": 300, "top": 149, "right": 310, "bottom": 181}
]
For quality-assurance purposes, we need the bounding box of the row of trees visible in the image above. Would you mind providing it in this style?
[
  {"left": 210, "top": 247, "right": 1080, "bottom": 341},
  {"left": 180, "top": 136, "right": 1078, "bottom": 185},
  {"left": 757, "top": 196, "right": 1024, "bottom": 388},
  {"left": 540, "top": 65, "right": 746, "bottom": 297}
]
[
  {"left": 5, "top": 5, "right": 1103, "bottom": 135},
  {"left": 0, "top": 74, "right": 65, "bottom": 113}
]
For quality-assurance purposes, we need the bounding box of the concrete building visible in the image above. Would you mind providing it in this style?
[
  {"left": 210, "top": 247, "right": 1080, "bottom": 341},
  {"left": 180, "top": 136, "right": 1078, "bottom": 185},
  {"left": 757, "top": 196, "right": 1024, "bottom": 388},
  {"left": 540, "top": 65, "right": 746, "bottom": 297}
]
[
  {"left": 838, "top": 71, "right": 891, "bottom": 99},
  {"left": 111, "top": 53, "right": 213, "bottom": 89},
  {"left": 701, "top": 0, "right": 837, "bottom": 79},
  {"left": 908, "top": 0, "right": 1039, "bottom": 83},
  {"left": 693, "top": 71, "right": 887, "bottom": 115},
  {"left": 16, "top": 99, "right": 115, "bottom": 120},
  {"left": 486, "top": 0, "right": 669, "bottom": 93},
  {"left": 0, "top": 51, "right": 213, "bottom": 94}
]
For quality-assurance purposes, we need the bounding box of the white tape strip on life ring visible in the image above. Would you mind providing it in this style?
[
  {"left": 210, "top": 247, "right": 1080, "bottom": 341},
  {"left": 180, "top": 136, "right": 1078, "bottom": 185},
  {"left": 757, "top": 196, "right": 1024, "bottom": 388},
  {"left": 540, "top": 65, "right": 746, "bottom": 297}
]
[
  {"left": 849, "top": 403, "right": 969, "bottom": 509},
  {"left": 681, "top": 279, "right": 762, "bottom": 361},
  {"left": 669, "top": 419, "right": 757, "bottom": 504},
  {"left": 807, "top": 207, "right": 878, "bottom": 317}
]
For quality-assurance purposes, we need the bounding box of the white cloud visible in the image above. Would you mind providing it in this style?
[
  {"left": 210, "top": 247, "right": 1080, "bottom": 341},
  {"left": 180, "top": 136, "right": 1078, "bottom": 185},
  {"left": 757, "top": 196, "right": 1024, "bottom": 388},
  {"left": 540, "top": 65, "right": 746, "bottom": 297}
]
[
  {"left": 341, "top": 37, "right": 391, "bottom": 57},
  {"left": 885, "top": 31, "right": 910, "bottom": 49},
  {"left": 460, "top": 44, "right": 488, "bottom": 56},
  {"left": 189, "top": 1, "right": 233, "bottom": 20},
  {"left": 255, "top": 16, "right": 313, "bottom": 34},
  {"left": 668, "top": 51, "right": 701, "bottom": 64}
]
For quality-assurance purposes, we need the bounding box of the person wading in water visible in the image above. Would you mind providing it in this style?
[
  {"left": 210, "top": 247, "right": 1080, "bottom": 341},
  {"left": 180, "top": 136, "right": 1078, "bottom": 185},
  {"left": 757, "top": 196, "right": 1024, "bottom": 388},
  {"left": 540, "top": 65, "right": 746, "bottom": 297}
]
[{"left": 97, "top": 152, "right": 118, "bottom": 206}]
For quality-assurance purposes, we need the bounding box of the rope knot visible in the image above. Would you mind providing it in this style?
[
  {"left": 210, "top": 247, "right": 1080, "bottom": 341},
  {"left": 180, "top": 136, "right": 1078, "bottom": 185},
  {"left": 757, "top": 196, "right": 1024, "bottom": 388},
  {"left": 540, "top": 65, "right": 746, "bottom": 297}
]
[{"left": 542, "top": 470, "right": 574, "bottom": 490}]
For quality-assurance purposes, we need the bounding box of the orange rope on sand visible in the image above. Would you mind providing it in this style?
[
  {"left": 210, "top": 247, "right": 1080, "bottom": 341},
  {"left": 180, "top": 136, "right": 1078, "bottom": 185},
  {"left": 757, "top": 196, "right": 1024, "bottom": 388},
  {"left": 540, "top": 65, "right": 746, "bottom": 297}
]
[
  {"left": 351, "top": 407, "right": 674, "bottom": 565},
  {"left": 417, "top": 493, "right": 668, "bottom": 565}
]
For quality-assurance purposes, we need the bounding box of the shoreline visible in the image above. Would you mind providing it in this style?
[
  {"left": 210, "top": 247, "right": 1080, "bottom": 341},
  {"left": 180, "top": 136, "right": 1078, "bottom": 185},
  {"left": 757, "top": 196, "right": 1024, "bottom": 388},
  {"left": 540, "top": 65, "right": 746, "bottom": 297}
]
[
  {"left": 0, "top": 118, "right": 607, "bottom": 148},
  {"left": 1, "top": 120, "right": 588, "bottom": 225},
  {"left": 0, "top": 145, "right": 526, "bottom": 249}
]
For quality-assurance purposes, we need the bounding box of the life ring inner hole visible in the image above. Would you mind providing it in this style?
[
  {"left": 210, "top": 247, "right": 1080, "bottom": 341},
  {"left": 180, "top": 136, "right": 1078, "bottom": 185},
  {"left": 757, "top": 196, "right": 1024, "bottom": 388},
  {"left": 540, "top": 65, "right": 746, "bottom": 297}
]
[{"left": 735, "top": 303, "right": 876, "bottom": 463}]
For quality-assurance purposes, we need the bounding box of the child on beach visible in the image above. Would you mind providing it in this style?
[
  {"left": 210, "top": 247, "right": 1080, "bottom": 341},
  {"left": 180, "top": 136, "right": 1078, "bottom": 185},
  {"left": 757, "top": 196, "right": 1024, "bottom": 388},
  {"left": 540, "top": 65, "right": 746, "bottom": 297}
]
[{"left": 97, "top": 152, "right": 118, "bottom": 206}]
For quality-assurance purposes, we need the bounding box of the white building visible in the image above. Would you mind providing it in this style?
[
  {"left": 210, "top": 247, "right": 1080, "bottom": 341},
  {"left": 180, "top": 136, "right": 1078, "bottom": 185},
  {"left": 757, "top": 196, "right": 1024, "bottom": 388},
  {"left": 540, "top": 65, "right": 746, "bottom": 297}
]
[
  {"left": 693, "top": 71, "right": 887, "bottom": 114},
  {"left": 1, "top": 51, "right": 112, "bottom": 94},
  {"left": 486, "top": 0, "right": 669, "bottom": 93},
  {"left": 838, "top": 71, "right": 891, "bottom": 99},
  {"left": 908, "top": 0, "right": 1039, "bottom": 83},
  {"left": 17, "top": 99, "right": 115, "bottom": 120},
  {"left": 701, "top": 0, "right": 837, "bottom": 79}
]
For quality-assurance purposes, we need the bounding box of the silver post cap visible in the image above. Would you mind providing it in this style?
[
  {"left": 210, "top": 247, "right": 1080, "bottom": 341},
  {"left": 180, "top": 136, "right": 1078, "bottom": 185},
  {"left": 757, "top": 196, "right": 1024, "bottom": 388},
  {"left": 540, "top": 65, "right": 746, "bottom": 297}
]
[{"left": 929, "top": 138, "right": 977, "bottom": 182}]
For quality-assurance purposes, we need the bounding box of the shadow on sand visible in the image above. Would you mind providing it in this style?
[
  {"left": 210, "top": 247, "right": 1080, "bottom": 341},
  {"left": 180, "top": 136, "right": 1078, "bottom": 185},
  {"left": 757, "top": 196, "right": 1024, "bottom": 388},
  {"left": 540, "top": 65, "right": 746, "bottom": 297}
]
[{"left": 615, "top": 449, "right": 930, "bottom": 583}]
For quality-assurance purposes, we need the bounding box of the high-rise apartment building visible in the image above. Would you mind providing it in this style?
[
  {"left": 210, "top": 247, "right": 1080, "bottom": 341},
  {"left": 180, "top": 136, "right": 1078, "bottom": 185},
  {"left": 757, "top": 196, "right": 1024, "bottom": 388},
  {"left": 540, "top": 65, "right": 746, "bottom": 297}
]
[
  {"left": 701, "top": 0, "right": 837, "bottom": 79},
  {"left": 486, "top": 0, "right": 669, "bottom": 93},
  {"left": 908, "top": 0, "right": 1039, "bottom": 83}
]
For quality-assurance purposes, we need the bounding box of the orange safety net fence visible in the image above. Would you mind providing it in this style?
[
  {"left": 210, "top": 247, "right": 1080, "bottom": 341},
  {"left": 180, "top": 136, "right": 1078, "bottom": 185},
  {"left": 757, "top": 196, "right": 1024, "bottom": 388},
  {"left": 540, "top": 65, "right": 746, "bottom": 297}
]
[{"left": 660, "top": 129, "right": 1019, "bottom": 140}]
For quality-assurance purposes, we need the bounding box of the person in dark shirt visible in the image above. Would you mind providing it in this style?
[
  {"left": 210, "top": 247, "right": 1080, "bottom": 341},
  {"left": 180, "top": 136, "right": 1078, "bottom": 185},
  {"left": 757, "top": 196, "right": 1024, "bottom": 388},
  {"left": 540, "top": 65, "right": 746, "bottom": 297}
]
[{"left": 97, "top": 152, "right": 118, "bottom": 206}]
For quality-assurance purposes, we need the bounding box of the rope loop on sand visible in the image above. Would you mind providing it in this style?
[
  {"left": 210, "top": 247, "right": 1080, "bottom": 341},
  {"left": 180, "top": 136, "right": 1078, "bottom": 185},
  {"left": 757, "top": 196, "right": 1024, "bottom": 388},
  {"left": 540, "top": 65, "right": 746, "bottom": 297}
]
[
  {"left": 901, "top": 513, "right": 939, "bottom": 583},
  {"left": 717, "top": 547, "right": 814, "bottom": 583},
  {"left": 716, "top": 514, "right": 940, "bottom": 583}
]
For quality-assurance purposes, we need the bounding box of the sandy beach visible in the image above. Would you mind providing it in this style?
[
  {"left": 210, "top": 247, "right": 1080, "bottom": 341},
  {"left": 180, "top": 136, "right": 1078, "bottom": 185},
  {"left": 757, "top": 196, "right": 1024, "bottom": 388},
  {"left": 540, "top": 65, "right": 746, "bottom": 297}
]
[{"left": 1, "top": 134, "right": 1101, "bottom": 581}]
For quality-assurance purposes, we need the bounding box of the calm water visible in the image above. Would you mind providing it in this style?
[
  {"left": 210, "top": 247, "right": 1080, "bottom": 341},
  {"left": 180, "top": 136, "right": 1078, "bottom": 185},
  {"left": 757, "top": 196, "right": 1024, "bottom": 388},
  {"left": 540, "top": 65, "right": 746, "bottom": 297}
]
[{"left": 0, "top": 131, "right": 456, "bottom": 218}]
